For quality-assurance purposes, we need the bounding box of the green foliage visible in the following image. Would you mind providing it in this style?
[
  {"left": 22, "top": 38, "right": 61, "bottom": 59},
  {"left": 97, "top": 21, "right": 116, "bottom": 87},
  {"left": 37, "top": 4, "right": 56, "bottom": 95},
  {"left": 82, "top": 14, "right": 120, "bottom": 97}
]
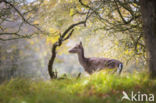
[{"left": 0, "top": 72, "right": 155, "bottom": 103}]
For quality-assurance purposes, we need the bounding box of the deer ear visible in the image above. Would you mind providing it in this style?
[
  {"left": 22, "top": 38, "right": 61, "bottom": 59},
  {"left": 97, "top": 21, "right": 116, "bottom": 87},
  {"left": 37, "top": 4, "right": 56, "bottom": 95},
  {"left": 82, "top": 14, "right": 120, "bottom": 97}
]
[{"left": 79, "top": 41, "right": 82, "bottom": 46}]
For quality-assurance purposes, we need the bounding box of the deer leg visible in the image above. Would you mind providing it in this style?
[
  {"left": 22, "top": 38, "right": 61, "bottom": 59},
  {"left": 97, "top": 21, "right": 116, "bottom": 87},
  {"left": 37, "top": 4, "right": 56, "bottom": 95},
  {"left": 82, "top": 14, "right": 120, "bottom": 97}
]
[
  {"left": 76, "top": 72, "right": 81, "bottom": 79},
  {"left": 117, "top": 63, "right": 123, "bottom": 75}
]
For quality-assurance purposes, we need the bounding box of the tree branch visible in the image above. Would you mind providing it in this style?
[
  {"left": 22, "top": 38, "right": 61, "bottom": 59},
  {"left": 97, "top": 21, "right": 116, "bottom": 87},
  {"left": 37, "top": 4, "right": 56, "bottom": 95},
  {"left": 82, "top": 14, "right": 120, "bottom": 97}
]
[
  {"left": 114, "top": 0, "right": 140, "bottom": 24},
  {"left": 114, "top": 0, "right": 128, "bottom": 24},
  {"left": 2, "top": 0, "right": 43, "bottom": 33},
  {"left": 48, "top": 7, "right": 92, "bottom": 79}
]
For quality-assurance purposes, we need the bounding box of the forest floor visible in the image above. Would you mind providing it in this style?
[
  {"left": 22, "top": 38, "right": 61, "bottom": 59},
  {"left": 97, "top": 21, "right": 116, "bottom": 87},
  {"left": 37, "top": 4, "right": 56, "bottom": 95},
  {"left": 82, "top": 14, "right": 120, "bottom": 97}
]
[{"left": 0, "top": 71, "right": 156, "bottom": 103}]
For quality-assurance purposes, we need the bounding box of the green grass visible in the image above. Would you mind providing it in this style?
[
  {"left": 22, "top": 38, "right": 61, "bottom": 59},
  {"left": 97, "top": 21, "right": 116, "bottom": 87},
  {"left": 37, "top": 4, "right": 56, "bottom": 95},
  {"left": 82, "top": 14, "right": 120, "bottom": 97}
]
[{"left": 0, "top": 72, "right": 156, "bottom": 103}]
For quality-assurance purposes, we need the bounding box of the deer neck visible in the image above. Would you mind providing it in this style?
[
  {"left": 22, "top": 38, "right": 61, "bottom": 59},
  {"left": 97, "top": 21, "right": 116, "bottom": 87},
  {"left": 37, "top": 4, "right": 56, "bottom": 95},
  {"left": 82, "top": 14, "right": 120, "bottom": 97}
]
[{"left": 77, "top": 48, "right": 87, "bottom": 67}]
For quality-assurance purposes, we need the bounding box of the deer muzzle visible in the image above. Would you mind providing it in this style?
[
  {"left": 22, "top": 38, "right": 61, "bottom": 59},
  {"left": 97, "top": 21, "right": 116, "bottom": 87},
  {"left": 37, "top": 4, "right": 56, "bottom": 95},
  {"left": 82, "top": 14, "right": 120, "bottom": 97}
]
[{"left": 68, "top": 49, "right": 75, "bottom": 53}]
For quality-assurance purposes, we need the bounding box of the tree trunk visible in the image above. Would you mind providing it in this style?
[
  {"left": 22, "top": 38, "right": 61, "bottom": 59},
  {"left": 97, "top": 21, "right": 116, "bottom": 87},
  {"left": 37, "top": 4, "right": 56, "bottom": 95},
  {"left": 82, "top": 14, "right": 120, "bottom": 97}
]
[
  {"left": 47, "top": 21, "right": 87, "bottom": 79},
  {"left": 48, "top": 43, "right": 57, "bottom": 79},
  {"left": 140, "top": 0, "right": 156, "bottom": 77}
]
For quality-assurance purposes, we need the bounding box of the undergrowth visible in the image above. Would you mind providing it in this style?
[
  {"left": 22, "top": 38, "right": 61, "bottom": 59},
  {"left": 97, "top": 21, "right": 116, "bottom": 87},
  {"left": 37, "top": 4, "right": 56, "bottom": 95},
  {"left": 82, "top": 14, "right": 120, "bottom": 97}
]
[{"left": 0, "top": 72, "right": 156, "bottom": 103}]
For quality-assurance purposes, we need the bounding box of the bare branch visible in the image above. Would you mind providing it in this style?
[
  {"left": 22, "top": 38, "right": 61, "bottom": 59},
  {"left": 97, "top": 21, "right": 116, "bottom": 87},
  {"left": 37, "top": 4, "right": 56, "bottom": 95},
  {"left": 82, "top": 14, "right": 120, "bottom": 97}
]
[
  {"left": 63, "top": 29, "right": 74, "bottom": 41},
  {"left": 2, "top": 0, "right": 43, "bottom": 32},
  {"left": 114, "top": 0, "right": 140, "bottom": 24},
  {"left": 0, "top": 34, "right": 33, "bottom": 41},
  {"left": 114, "top": 0, "right": 128, "bottom": 24}
]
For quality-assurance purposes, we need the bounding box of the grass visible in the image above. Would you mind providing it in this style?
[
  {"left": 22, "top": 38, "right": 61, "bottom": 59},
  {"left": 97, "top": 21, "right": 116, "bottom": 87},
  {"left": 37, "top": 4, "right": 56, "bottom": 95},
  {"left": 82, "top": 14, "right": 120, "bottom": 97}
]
[{"left": 0, "top": 71, "right": 156, "bottom": 103}]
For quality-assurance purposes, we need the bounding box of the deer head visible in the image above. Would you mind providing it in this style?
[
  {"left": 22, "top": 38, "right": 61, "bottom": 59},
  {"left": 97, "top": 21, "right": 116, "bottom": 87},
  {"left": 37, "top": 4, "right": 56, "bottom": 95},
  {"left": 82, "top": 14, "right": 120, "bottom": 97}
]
[{"left": 69, "top": 42, "right": 83, "bottom": 54}]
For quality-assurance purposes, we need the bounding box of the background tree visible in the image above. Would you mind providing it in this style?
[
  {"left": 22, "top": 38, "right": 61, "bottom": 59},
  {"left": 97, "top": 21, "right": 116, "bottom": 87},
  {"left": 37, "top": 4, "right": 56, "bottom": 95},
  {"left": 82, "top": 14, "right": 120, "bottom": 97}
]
[
  {"left": 0, "top": 0, "right": 49, "bottom": 82},
  {"left": 140, "top": 0, "right": 156, "bottom": 77},
  {"left": 0, "top": 0, "right": 42, "bottom": 41}
]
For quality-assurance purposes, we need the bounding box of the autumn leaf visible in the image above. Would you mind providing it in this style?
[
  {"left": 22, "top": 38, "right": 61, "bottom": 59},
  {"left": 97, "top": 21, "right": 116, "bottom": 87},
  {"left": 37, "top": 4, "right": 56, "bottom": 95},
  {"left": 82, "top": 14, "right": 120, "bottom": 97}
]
[
  {"left": 46, "top": 35, "right": 59, "bottom": 44},
  {"left": 33, "top": 20, "right": 39, "bottom": 25},
  {"left": 69, "top": 8, "right": 75, "bottom": 16}
]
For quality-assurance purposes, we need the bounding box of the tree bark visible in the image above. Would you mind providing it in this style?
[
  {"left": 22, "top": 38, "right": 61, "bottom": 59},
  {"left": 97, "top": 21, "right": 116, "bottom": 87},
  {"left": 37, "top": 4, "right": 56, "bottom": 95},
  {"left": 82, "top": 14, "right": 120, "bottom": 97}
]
[
  {"left": 48, "top": 43, "right": 57, "bottom": 79},
  {"left": 140, "top": 0, "right": 156, "bottom": 77}
]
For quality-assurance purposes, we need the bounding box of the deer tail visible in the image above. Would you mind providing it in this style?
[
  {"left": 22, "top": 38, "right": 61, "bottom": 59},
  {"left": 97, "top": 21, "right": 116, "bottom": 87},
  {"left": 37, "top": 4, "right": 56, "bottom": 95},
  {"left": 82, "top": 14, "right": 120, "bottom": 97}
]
[{"left": 117, "top": 63, "right": 123, "bottom": 74}]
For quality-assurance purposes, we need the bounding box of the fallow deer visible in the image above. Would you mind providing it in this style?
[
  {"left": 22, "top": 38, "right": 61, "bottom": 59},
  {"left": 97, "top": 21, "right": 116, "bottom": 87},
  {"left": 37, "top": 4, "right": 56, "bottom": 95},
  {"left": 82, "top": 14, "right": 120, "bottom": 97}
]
[{"left": 69, "top": 42, "right": 123, "bottom": 74}]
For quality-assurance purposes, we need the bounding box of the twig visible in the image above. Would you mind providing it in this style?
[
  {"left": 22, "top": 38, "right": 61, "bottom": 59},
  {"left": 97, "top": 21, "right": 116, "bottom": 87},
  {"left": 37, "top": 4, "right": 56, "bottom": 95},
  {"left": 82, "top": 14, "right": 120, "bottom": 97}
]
[{"left": 2, "top": 0, "right": 43, "bottom": 33}]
